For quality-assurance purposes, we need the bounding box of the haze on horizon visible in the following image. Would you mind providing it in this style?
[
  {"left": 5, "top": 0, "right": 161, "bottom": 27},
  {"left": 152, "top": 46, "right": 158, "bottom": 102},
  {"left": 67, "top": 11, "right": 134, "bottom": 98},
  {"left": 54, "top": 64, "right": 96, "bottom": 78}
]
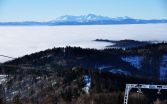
[{"left": 0, "top": 0, "right": 167, "bottom": 22}]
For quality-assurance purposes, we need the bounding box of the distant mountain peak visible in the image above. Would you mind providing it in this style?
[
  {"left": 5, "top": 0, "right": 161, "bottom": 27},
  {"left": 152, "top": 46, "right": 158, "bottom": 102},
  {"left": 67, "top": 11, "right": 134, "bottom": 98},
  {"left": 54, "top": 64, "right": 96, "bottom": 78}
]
[
  {"left": 116, "top": 16, "right": 132, "bottom": 19},
  {"left": 1, "top": 14, "right": 167, "bottom": 25},
  {"left": 54, "top": 14, "right": 111, "bottom": 22}
]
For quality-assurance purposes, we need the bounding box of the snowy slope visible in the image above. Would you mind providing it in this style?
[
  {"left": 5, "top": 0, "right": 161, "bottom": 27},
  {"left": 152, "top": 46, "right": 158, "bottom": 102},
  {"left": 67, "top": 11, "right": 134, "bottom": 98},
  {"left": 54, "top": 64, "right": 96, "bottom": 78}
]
[
  {"left": 160, "top": 55, "right": 167, "bottom": 80},
  {"left": 98, "top": 65, "right": 131, "bottom": 75},
  {"left": 121, "top": 56, "right": 143, "bottom": 69},
  {"left": 109, "top": 69, "right": 131, "bottom": 75},
  {"left": 0, "top": 75, "right": 7, "bottom": 84},
  {"left": 83, "top": 75, "right": 91, "bottom": 94}
]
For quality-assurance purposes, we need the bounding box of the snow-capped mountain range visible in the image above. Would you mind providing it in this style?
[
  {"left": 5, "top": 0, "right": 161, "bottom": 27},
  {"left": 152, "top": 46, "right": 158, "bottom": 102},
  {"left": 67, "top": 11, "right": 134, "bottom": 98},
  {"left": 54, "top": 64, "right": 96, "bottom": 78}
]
[
  {"left": 53, "top": 14, "right": 112, "bottom": 22},
  {"left": 1, "top": 14, "right": 167, "bottom": 25}
]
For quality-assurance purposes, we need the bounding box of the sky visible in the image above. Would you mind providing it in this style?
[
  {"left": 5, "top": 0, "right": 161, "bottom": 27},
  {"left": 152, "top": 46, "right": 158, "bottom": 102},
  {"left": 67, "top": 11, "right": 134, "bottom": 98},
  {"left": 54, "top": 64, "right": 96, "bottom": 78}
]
[{"left": 0, "top": 0, "right": 167, "bottom": 22}]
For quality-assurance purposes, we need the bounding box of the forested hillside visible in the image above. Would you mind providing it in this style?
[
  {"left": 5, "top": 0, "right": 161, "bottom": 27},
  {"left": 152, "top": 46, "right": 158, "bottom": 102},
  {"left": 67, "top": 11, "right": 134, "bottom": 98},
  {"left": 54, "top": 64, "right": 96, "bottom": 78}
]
[{"left": 0, "top": 43, "right": 167, "bottom": 104}]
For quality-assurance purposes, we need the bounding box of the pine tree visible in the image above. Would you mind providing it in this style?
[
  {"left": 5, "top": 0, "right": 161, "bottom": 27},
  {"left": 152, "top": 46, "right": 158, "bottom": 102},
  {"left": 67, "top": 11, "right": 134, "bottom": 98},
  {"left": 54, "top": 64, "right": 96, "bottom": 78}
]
[{"left": 12, "top": 95, "right": 22, "bottom": 104}]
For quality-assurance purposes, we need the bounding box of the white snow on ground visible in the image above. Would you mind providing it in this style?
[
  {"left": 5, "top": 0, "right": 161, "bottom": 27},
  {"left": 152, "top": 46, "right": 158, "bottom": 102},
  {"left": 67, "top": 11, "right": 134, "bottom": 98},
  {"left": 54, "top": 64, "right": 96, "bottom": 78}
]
[
  {"left": 160, "top": 55, "right": 167, "bottom": 80},
  {"left": 98, "top": 65, "right": 131, "bottom": 75},
  {"left": 121, "top": 56, "right": 143, "bottom": 69},
  {"left": 0, "top": 75, "right": 7, "bottom": 84},
  {"left": 109, "top": 69, "right": 131, "bottom": 75},
  {"left": 83, "top": 75, "right": 91, "bottom": 94},
  {"left": 98, "top": 65, "right": 113, "bottom": 70}
]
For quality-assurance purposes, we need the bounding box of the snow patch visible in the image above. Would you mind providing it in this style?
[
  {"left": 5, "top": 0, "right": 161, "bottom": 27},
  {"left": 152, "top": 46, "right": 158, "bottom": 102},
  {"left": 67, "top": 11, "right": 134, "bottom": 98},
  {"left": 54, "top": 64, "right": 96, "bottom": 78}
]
[
  {"left": 83, "top": 75, "right": 91, "bottom": 94},
  {"left": 121, "top": 56, "right": 143, "bottom": 69},
  {"left": 98, "top": 65, "right": 130, "bottom": 75},
  {"left": 98, "top": 65, "right": 113, "bottom": 70},
  {"left": 110, "top": 69, "right": 131, "bottom": 75},
  {"left": 40, "top": 54, "right": 53, "bottom": 59},
  {"left": 160, "top": 55, "right": 167, "bottom": 80},
  {"left": 0, "top": 75, "right": 7, "bottom": 84}
]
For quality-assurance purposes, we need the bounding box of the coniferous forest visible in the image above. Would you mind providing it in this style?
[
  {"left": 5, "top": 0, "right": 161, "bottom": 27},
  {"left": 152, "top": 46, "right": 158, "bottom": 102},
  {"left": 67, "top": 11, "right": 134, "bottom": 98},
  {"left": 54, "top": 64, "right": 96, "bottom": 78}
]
[{"left": 0, "top": 42, "right": 167, "bottom": 104}]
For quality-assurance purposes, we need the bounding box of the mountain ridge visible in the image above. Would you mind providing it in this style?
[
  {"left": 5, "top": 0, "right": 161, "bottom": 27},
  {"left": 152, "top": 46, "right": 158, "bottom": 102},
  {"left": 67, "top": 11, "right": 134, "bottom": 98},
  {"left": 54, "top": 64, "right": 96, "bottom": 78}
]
[
  {"left": 3, "top": 42, "right": 167, "bottom": 80},
  {"left": 1, "top": 14, "right": 167, "bottom": 25}
]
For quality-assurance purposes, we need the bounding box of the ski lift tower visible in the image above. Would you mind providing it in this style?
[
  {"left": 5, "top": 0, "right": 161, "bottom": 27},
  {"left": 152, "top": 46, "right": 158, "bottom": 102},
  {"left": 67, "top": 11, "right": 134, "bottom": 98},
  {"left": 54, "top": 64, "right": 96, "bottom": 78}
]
[{"left": 123, "top": 84, "right": 167, "bottom": 104}]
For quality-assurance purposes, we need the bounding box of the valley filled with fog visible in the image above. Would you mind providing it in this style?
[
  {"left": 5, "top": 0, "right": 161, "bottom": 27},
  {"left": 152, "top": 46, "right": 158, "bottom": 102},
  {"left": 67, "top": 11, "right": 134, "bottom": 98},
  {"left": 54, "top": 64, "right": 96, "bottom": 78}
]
[{"left": 0, "top": 23, "right": 167, "bottom": 62}]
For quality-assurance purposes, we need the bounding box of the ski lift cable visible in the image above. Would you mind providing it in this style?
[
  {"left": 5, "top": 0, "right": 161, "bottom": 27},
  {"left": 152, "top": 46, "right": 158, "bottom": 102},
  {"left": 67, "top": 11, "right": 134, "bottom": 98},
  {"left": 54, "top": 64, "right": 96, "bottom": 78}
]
[
  {"left": 0, "top": 64, "right": 54, "bottom": 73},
  {"left": 0, "top": 54, "right": 54, "bottom": 73},
  {"left": 0, "top": 55, "right": 15, "bottom": 59}
]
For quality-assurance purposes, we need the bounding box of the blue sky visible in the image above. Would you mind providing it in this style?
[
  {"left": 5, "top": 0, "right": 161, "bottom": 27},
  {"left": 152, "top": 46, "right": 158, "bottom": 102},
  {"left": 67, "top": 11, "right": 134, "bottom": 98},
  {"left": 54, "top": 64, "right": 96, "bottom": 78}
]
[{"left": 0, "top": 0, "right": 167, "bottom": 22}]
